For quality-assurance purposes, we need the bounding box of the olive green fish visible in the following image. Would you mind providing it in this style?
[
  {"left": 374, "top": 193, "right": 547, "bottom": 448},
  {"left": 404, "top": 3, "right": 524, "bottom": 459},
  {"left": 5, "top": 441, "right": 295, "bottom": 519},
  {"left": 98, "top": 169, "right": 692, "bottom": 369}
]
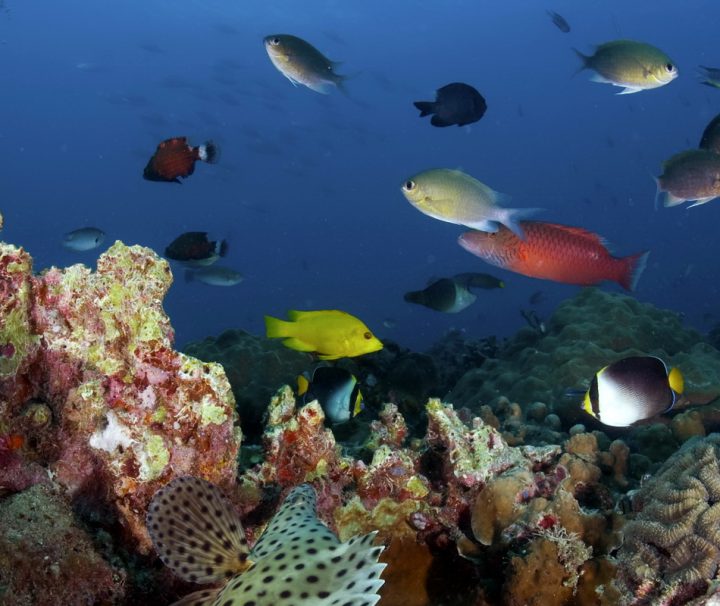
[
  {"left": 264, "top": 34, "right": 346, "bottom": 94},
  {"left": 656, "top": 149, "right": 720, "bottom": 208},
  {"left": 400, "top": 168, "right": 539, "bottom": 238},
  {"left": 574, "top": 40, "right": 678, "bottom": 94},
  {"left": 698, "top": 65, "right": 720, "bottom": 89}
]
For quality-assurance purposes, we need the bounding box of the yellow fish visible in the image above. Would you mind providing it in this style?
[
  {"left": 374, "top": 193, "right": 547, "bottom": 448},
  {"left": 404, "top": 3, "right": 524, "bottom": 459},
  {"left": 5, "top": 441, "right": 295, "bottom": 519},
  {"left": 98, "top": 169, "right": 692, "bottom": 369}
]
[{"left": 265, "top": 309, "right": 383, "bottom": 360}]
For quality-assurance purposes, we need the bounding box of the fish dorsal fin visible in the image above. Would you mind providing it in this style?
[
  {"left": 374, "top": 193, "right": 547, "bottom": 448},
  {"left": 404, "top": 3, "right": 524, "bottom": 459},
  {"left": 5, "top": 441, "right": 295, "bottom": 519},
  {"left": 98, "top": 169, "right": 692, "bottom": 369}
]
[
  {"left": 146, "top": 476, "right": 251, "bottom": 584},
  {"left": 169, "top": 589, "right": 218, "bottom": 606},
  {"left": 547, "top": 224, "right": 608, "bottom": 247},
  {"left": 250, "top": 485, "right": 339, "bottom": 559},
  {"left": 287, "top": 309, "right": 350, "bottom": 321}
]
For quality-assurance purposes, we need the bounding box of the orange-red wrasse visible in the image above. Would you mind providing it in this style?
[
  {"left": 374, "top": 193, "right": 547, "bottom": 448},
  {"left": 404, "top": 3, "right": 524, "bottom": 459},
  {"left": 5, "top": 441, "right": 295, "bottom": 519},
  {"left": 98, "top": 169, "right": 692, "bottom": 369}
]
[
  {"left": 143, "top": 137, "right": 219, "bottom": 183},
  {"left": 458, "top": 221, "right": 649, "bottom": 291}
]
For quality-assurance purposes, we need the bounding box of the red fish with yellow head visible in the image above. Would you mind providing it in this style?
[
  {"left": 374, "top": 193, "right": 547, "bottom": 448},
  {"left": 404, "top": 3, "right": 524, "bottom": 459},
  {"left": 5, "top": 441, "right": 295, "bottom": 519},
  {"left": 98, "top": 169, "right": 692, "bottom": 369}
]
[{"left": 458, "top": 221, "right": 649, "bottom": 291}]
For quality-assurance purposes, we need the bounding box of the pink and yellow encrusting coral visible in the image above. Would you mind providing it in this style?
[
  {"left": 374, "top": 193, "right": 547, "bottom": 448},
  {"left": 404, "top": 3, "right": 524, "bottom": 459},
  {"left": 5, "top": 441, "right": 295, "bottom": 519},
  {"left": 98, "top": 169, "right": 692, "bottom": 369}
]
[{"left": 0, "top": 241, "right": 241, "bottom": 551}]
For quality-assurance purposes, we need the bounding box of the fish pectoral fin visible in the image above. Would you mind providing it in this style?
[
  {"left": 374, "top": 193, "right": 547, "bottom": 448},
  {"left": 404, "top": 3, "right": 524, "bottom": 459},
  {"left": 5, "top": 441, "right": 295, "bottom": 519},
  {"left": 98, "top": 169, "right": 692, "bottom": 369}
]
[
  {"left": 169, "top": 589, "right": 219, "bottom": 606},
  {"left": 282, "top": 337, "right": 317, "bottom": 352},
  {"left": 316, "top": 352, "right": 342, "bottom": 360},
  {"left": 463, "top": 219, "right": 500, "bottom": 232},
  {"left": 616, "top": 86, "right": 643, "bottom": 95}
]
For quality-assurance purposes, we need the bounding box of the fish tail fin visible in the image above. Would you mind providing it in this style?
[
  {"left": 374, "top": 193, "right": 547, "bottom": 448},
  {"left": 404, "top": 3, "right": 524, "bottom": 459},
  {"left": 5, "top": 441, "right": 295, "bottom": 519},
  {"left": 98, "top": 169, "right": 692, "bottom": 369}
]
[
  {"left": 146, "top": 477, "right": 252, "bottom": 585},
  {"left": 265, "top": 315, "right": 293, "bottom": 339},
  {"left": 653, "top": 175, "right": 662, "bottom": 210},
  {"left": 495, "top": 207, "right": 543, "bottom": 239},
  {"left": 619, "top": 250, "right": 650, "bottom": 291},
  {"left": 413, "top": 101, "right": 436, "bottom": 117},
  {"left": 217, "top": 239, "right": 229, "bottom": 258},
  {"left": 297, "top": 372, "right": 310, "bottom": 396},
  {"left": 572, "top": 48, "right": 590, "bottom": 76},
  {"left": 198, "top": 140, "right": 220, "bottom": 164}
]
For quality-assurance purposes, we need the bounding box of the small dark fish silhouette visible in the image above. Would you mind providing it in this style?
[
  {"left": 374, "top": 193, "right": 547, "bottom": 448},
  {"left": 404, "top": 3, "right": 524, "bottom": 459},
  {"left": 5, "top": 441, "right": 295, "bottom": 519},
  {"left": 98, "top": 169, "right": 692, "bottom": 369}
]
[
  {"left": 547, "top": 10, "right": 570, "bottom": 33},
  {"left": 143, "top": 137, "right": 219, "bottom": 184},
  {"left": 165, "top": 232, "right": 227, "bottom": 266},
  {"left": 414, "top": 82, "right": 487, "bottom": 128},
  {"left": 700, "top": 113, "right": 720, "bottom": 154}
]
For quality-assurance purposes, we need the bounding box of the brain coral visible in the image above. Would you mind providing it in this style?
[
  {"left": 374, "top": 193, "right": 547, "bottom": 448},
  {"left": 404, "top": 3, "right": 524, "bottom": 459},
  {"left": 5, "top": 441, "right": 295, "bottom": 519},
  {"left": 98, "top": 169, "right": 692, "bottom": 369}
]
[
  {"left": 447, "top": 288, "right": 720, "bottom": 423},
  {"left": 615, "top": 433, "right": 720, "bottom": 604}
]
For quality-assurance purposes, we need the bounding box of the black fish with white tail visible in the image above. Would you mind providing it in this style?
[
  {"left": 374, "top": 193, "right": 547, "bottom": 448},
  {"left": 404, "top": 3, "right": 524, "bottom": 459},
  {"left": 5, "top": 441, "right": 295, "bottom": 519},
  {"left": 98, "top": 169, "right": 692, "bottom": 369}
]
[
  {"left": 165, "top": 231, "right": 227, "bottom": 267},
  {"left": 147, "top": 477, "right": 386, "bottom": 605},
  {"left": 414, "top": 83, "right": 487, "bottom": 127},
  {"left": 143, "top": 137, "right": 219, "bottom": 183}
]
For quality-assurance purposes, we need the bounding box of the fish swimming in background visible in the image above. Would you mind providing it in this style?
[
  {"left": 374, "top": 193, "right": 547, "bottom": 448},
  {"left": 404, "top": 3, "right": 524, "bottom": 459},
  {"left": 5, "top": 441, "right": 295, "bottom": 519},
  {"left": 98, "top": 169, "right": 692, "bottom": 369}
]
[
  {"left": 62, "top": 227, "right": 105, "bottom": 252},
  {"left": 265, "top": 309, "right": 383, "bottom": 360},
  {"left": 413, "top": 82, "right": 487, "bottom": 127},
  {"left": 185, "top": 266, "right": 243, "bottom": 286},
  {"left": 263, "top": 34, "right": 347, "bottom": 94},
  {"left": 297, "top": 366, "right": 364, "bottom": 424},
  {"left": 458, "top": 222, "right": 649, "bottom": 291},
  {"left": 574, "top": 40, "right": 678, "bottom": 94},
  {"left": 698, "top": 65, "right": 720, "bottom": 89},
  {"left": 580, "top": 356, "right": 684, "bottom": 427},
  {"left": 546, "top": 10, "right": 570, "bottom": 33},
  {"left": 143, "top": 137, "right": 219, "bottom": 183},
  {"left": 404, "top": 277, "right": 476, "bottom": 314},
  {"left": 147, "top": 478, "right": 385, "bottom": 606},
  {"left": 699, "top": 113, "right": 720, "bottom": 154},
  {"left": 453, "top": 272, "right": 505, "bottom": 290},
  {"left": 656, "top": 149, "right": 720, "bottom": 208},
  {"left": 165, "top": 231, "right": 228, "bottom": 267},
  {"left": 400, "top": 168, "right": 539, "bottom": 237}
]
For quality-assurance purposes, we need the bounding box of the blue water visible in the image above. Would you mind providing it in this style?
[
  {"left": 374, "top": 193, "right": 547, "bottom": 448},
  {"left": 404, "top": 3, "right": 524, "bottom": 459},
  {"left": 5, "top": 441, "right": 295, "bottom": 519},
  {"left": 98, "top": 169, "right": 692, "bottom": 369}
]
[{"left": 2, "top": 0, "right": 719, "bottom": 352}]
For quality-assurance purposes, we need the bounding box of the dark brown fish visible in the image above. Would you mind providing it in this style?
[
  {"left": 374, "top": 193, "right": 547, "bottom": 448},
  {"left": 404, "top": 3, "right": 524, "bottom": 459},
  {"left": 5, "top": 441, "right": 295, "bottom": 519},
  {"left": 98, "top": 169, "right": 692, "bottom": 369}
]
[
  {"left": 165, "top": 232, "right": 227, "bottom": 266},
  {"left": 143, "top": 137, "right": 219, "bottom": 183},
  {"left": 699, "top": 113, "right": 720, "bottom": 154}
]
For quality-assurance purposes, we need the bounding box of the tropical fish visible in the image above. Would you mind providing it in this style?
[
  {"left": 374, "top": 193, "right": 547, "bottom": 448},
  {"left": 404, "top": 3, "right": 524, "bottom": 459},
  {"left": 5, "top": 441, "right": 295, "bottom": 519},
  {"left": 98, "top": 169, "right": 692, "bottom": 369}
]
[
  {"left": 413, "top": 82, "right": 487, "bottom": 127},
  {"left": 165, "top": 231, "right": 227, "bottom": 267},
  {"left": 656, "top": 149, "right": 720, "bottom": 208},
  {"left": 263, "top": 34, "right": 346, "bottom": 94},
  {"left": 546, "top": 10, "right": 570, "bottom": 33},
  {"left": 297, "top": 366, "right": 363, "bottom": 424},
  {"left": 400, "top": 168, "right": 539, "bottom": 237},
  {"left": 147, "top": 478, "right": 385, "bottom": 606},
  {"left": 699, "top": 113, "right": 720, "bottom": 154},
  {"left": 265, "top": 310, "right": 383, "bottom": 360},
  {"left": 580, "top": 356, "right": 684, "bottom": 427},
  {"left": 453, "top": 272, "right": 505, "bottom": 290},
  {"left": 458, "top": 222, "right": 649, "bottom": 291},
  {"left": 143, "top": 137, "right": 219, "bottom": 183},
  {"left": 185, "top": 266, "right": 243, "bottom": 286},
  {"left": 404, "top": 277, "right": 477, "bottom": 313},
  {"left": 574, "top": 40, "right": 678, "bottom": 94},
  {"left": 698, "top": 65, "right": 720, "bottom": 89},
  {"left": 62, "top": 227, "right": 105, "bottom": 252}
]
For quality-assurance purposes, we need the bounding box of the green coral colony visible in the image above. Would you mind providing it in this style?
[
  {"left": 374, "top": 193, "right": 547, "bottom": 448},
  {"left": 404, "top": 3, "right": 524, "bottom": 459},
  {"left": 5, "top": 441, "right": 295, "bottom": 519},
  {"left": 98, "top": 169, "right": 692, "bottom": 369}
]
[{"left": 1, "top": 239, "right": 720, "bottom": 606}]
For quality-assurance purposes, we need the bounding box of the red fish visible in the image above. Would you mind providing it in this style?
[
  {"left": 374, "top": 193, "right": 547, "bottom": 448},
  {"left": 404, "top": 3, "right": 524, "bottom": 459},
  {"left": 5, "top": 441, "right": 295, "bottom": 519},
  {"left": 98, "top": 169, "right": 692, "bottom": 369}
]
[
  {"left": 458, "top": 221, "right": 649, "bottom": 291},
  {"left": 143, "top": 137, "right": 219, "bottom": 183}
]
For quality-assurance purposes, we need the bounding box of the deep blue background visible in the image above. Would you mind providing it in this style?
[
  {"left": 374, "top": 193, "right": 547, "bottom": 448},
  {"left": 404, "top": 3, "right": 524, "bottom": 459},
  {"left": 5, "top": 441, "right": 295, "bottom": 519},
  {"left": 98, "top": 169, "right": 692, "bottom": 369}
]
[{"left": 2, "top": 1, "right": 719, "bottom": 351}]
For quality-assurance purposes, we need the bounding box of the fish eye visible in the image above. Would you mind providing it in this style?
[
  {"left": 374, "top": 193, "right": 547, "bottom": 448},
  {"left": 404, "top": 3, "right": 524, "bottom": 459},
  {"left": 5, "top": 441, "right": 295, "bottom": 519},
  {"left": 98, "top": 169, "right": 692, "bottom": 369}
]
[
  {"left": 271, "top": 37, "right": 281, "bottom": 45},
  {"left": 403, "top": 180, "right": 416, "bottom": 191},
  {"left": 666, "top": 63, "right": 674, "bottom": 72},
  {"left": 363, "top": 331, "right": 372, "bottom": 340}
]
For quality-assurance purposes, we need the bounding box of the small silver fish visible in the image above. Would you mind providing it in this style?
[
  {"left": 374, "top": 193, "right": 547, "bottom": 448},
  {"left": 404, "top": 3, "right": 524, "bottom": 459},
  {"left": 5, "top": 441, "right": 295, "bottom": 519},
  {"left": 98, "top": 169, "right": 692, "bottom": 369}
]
[
  {"left": 62, "top": 227, "right": 105, "bottom": 251},
  {"left": 185, "top": 266, "right": 243, "bottom": 286},
  {"left": 264, "top": 34, "right": 347, "bottom": 94}
]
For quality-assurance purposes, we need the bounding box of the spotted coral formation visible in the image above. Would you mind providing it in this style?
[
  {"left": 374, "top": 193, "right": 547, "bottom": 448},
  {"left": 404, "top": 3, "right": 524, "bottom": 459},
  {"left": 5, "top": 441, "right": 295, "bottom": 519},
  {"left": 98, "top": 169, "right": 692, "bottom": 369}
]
[
  {"left": 614, "top": 433, "right": 720, "bottom": 604},
  {"left": 0, "top": 241, "right": 241, "bottom": 552}
]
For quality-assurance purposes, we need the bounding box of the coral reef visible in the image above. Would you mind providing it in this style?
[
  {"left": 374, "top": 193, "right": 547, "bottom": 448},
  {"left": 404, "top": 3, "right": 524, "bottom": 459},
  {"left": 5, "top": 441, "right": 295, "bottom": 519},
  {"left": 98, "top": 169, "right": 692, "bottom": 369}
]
[
  {"left": 184, "top": 328, "right": 312, "bottom": 439},
  {"left": 0, "top": 242, "right": 241, "bottom": 551},
  {"left": 0, "top": 483, "right": 126, "bottom": 605},
  {"left": 613, "top": 433, "right": 720, "bottom": 604}
]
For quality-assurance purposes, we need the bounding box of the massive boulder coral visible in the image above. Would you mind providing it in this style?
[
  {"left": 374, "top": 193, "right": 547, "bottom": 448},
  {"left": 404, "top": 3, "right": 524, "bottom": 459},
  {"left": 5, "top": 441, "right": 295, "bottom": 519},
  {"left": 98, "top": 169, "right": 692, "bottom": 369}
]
[
  {"left": 614, "top": 433, "right": 720, "bottom": 604},
  {"left": 448, "top": 288, "right": 720, "bottom": 429},
  {"left": 0, "top": 242, "right": 241, "bottom": 551}
]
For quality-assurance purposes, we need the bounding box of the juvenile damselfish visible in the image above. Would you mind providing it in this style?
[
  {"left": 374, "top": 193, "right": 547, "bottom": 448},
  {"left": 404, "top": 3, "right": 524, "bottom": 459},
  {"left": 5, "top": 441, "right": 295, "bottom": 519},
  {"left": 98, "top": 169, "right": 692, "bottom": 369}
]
[
  {"left": 297, "top": 366, "right": 364, "bottom": 424},
  {"left": 143, "top": 137, "right": 219, "bottom": 183},
  {"left": 165, "top": 231, "right": 227, "bottom": 267},
  {"left": 413, "top": 82, "right": 487, "bottom": 127},
  {"left": 458, "top": 221, "right": 649, "bottom": 291},
  {"left": 147, "top": 478, "right": 385, "bottom": 606},
  {"left": 265, "top": 309, "right": 383, "bottom": 360}
]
